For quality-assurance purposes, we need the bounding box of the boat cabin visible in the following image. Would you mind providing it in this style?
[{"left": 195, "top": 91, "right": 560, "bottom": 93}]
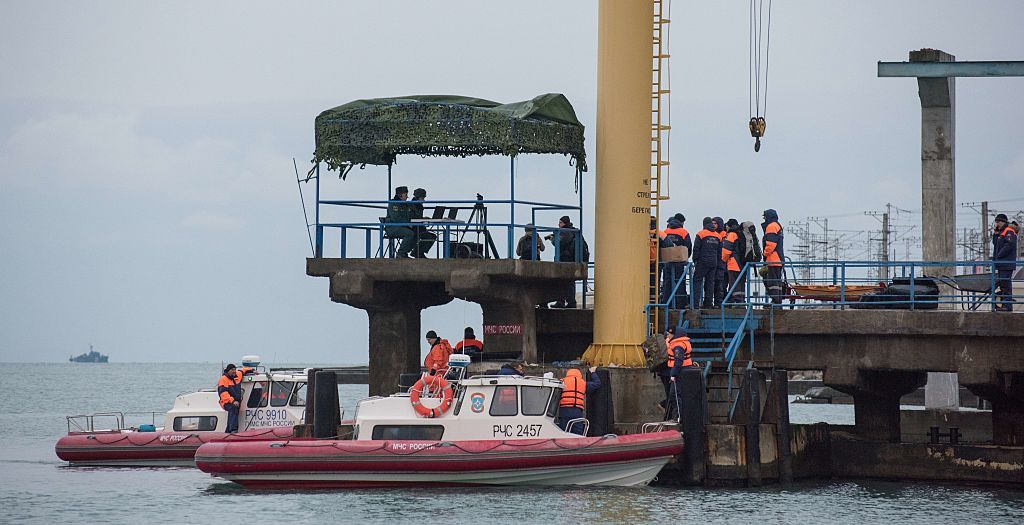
[
  {"left": 164, "top": 367, "right": 308, "bottom": 433},
  {"left": 66, "top": 356, "right": 308, "bottom": 435},
  {"left": 352, "top": 356, "right": 588, "bottom": 441}
]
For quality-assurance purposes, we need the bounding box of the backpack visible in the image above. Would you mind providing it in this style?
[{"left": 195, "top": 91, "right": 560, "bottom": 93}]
[
  {"left": 740, "top": 221, "right": 761, "bottom": 263},
  {"left": 643, "top": 335, "right": 669, "bottom": 372}
]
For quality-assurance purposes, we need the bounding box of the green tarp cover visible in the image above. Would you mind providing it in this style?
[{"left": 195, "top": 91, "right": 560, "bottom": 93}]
[{"left": 313, "top": 93, "right": 587, "bottom": 176}]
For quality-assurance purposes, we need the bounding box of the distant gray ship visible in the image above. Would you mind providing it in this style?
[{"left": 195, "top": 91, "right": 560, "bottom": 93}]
[{"left": 69, "top": 345, "right": 108, "bottom": 363}]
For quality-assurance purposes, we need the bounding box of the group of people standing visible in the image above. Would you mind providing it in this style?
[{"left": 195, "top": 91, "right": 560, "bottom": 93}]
[{"left": 653, "top": 209, "right": 786, "bottom": 309}]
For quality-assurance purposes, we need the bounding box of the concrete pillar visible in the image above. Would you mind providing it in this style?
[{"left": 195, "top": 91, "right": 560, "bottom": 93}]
[
  {"left": 366, "top": 307, "right": 422, "bottom": 396},
  {"left": 965, "top": 372, "right": 1024, "bottom": 446},
  {"left": 913, "top": 48, "right": 956, "bottom": 269},
  {"left": 911, "top": 49, "right": 961, "bottom": 410},
  {"left": 829, "top": 369, "right": 927, "bottom": 443}
]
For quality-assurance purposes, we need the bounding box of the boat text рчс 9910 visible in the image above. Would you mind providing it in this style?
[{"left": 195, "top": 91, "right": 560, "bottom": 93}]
[{"left": 55, "top": 356, "right": 306, "bottom": 466}]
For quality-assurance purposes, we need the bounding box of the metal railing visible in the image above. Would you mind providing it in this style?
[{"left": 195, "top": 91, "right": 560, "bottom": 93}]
[
  {"left": 314, "top": 198, "right": 585, "bottom": 262},
  {"left": 66, "top": 411, "right": 162, "bottom": 433},
  {"left": 721, "top": 259, "right": 1023, "bottom": 312}
]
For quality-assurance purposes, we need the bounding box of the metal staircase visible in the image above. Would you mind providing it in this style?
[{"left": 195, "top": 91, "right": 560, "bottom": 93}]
[
  {"left": 647, "top": 0, "right": 673, "bottom": 333},
  {"left": 679, "top": 308, "right": 761, "bottom": 423}
]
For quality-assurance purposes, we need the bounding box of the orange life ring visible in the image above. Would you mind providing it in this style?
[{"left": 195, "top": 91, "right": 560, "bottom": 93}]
[{"left": 409, "top": 375, "right": 454, "bottom": 418}]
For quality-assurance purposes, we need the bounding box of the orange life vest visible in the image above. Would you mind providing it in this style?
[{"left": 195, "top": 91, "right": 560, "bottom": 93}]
[
  {"left": 216, "top": 371, "right": 243, "bottom": 409},
  {"left": 764, "top": 221, "right": 783, "bottom": 266},
  {"left": 559, "top": 371, "right": 586, "bottom": 410},
  {"left": 722, "top": 231, "right": 741, "bottom": 272},
  {"left": 455, "top": 338, "right": 483, "bottom": 353},
  {"left": 667, "top": 336, "right": 692, "bottom": 368},
  {"left": 424, "top": 339, "right": 453, "bottom": 373}
]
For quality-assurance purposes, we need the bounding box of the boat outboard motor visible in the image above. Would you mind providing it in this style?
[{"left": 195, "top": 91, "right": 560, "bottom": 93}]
[{"left": 444, "top": 353, "right": 472, "bottom": 383}]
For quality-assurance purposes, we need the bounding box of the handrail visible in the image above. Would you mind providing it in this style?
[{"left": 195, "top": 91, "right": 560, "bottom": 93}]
[{"left": 564, "top": 417, "right": 590, "bottom": 436}]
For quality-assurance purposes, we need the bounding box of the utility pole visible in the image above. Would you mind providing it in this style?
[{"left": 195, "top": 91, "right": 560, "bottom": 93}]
[
  {"left": 981, "top": 201, "right": 989, "bottom": 261},
  {"left": 865, "top": 205, "right": 893, "bottom": 281}
]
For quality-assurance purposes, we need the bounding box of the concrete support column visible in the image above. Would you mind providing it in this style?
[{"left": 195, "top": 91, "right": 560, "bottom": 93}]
[
  {"left": 965, "top": 372, "right": 1024, "bottom": 446},
  {"left": 829, "top": 369, "right": 927, "bottom": 443},
  {"left": 366, "top": 306, "right": 422, "bottom": 396},
  {"left": 911, "top": 49, "right": 961, "bottom": 410}
]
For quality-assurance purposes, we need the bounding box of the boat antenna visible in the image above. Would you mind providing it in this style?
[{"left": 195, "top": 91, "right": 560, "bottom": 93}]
[{"left": 294, "top": 157, "right": 316, "bottom": 256}]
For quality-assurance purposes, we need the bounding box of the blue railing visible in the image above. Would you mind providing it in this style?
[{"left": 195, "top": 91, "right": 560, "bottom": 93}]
[
  {"left": 313, "top": 198, "right": 585, "bottom": 262},
  {"left": 721, "top": 259, "right": 1023, "bottom": 312}
]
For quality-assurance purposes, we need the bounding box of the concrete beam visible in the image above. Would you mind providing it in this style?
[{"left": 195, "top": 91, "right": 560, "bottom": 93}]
[{"left": 878, "top": 60, "right": 1024, "bottom": 78}]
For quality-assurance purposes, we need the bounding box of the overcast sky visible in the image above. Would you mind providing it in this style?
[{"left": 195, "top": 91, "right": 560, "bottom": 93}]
[{"left": 1, "top": 1, "right": 1021, "bottom": 363}]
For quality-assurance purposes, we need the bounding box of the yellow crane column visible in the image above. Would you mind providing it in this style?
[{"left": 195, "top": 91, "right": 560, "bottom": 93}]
[{"left": 583, "top": 0, "right": 655, "bottom": 367}]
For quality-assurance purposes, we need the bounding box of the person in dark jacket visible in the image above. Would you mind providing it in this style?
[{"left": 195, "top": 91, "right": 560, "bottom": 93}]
[
  {"left": 497, "top": 361, "right": 525, "bottom": 376},
  {"left": 217, "top": 364, "right": 243, "bottom": 433},
  {"left": 761, "top": 209, "right": 785, "bottom": 305},
  {"left": 516, "top": 224, "right": 545, "bottom": 260},
  {"left": 692, "top": 217, "right": 722, "bottom": 309},
  {"left": 713, "top": 216, "right": 727, "bottom": 307},
  {"left": 993, "top": 213, "right": 1018, "bottom": 312},
  {"left": 660, "top": 213, "right": 691, "bottom": 308},
  {"left": 384, "top": 187, "right": 416, "bottom": 258},
  {"left": 547, "top": 216, "right": 587, "bottom": 308},
  {"left": 409, "top": 188, "right": 437, "bottom": 257}
]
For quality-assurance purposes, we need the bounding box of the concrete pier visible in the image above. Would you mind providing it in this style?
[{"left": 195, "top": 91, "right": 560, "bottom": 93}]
[{"left": 308, "top": 258, "right": 584, "bottom": 395}]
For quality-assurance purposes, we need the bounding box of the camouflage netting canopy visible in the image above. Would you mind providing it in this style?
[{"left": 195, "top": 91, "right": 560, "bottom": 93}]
[{"left": 313, "top": 93, "right": 587, "bottom": 177}]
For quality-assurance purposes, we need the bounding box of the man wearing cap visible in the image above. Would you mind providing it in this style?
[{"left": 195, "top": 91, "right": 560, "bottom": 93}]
[
  {"left": 993, "top": 213, "right": 1018, "bottom": 312},
  {"left": 410, "top": 187, "right": 437, "bottom": 257},
  {"left": 216, "top": 364, "right": 243, "bottom": 433},
  {"left": 545, "top": 216, "right": 588, "bottom": 308},
  {"left": 666, "top": 325, "right": 693, "bottom": 420},
  {"left": 423, "top": 330, "right": 454, "bottom": 375},
  {"left": 660, "top": 213, "right": 691, "bottom": 308},
  {"left": 455, "top": 326, "right": 484, "bottom": 359},
  {"left": 385, "top": 186, "right": 416, "bottom": 258},
  {"left": 516, "top": 223, "right": 545, "bottom": 260}
]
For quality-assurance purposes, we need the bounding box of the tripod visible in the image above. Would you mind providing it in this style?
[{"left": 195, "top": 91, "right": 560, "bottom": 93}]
[{"left": 457, "top": 193, "right": 498, "bottom": 259}]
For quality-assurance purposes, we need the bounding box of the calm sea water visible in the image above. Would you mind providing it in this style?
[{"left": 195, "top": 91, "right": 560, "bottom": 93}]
[{"left": 2, "top": 362, "right": 1022, "bottom": 524}]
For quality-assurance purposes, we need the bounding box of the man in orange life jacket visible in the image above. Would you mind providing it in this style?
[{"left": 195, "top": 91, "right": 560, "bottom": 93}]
[
  {"left": 217, "top": 364, "right": 244, "bottom": 433},
  {"left": 558, "top": 366, "right": 601, "bottom": 435},
  {"left": 660, "top": 213, "right": 691, "bottom": 308},
  {"left": 992, "top": 213, "right": 1018, "bottom": 312},
  {"left": 423, "top": 330, "right": 453, "bottom": 376},
  {"left": 454, "top": 327, "right": 484, "bottom": 360},
  {"left": 665, "top": 326, "right": 693, "bottom": 420},
  {"left": 692, "top": 217, "right": 722, "bottom": 309},
  {"left": 713, "top": 216, "right": 728, "bottom": 307},
  {"left": 761, "top": 209, "right": 785, "bottom": 305},
  {"left": 720, "top": 218, "right": 745, "bottom": 303}
]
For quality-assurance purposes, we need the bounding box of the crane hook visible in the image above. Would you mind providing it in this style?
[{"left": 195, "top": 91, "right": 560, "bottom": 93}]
[{"left": 748, "top": 117, "right": 766, "bottom": 152}]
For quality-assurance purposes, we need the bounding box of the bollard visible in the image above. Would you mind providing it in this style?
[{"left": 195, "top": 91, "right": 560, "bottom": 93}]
[
  {"left": 744, "top": 368, "right": 763, "bottom": 487},
  {"left": 585, "top": 368, "right": 614, "bottom": 436},
  {"left": 678, "top": 367, "right": 707, "bottom": 484},
  {"left": 773, "top": 369, "right": 794, "bottom": 483},
  {"left": 313, "top": 370, "right": 340, "bottom": 439},
  {"left": 304, "top": 368, "right": 318, "bottom": 426}
]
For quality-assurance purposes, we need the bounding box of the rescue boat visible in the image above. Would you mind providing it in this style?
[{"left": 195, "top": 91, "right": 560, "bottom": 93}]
[
  {"left": 195, "top": 355, "right": 684, "bottom": 488},
  {"left": 56, "top": 356, "right": 309, "bottom": 466}
]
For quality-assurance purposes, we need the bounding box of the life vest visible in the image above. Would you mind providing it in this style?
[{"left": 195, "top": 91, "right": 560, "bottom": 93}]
[
  {"left": 217, "top": 371, "right": 242, "bottom": 409},
  {"left": 455, "top": 338, "right": 483, "bottom": 353},
  {"left": 559, "top": 371, "right": 586, "bottom": 410},
  {"left": 650, "top": 228, "right": 659, "bottom": 262},
  {"left": 667, "top": 336, "right": 692, "bottom": 368},
  {"left": 662, "top": 227, "right": 689, "bottom": 245},
  {"left": 763, "top": 221, "right": 784, "bottom": 266},
  {"left": 722, "top": 231, "right": 741, "bottom": 272},
  {"left": 424, "top": 339, "right": 453, "bottom": 373}
]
